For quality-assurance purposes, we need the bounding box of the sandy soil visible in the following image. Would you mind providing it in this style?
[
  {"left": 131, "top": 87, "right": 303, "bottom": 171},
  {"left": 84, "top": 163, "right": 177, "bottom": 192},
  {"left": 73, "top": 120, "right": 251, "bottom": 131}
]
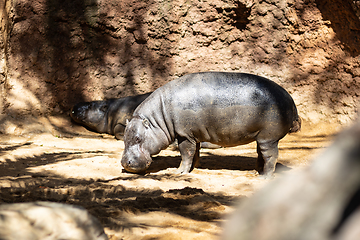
[{"left": 0, "top": 116, "right": 344, "bottom": 240}]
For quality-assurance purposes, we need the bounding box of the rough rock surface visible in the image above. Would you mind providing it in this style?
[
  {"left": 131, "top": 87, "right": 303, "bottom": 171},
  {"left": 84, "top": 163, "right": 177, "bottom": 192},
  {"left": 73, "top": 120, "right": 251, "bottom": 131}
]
[
  {"left": 0, "top": 0, "right": 360, "bottom": 134},
  {"left": 0, "top": 201, "right": 108, "bottom": 240}
]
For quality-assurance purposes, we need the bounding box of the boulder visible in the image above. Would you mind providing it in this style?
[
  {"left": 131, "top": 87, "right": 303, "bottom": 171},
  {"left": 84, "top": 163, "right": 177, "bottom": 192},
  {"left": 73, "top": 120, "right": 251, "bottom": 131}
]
[{"left": 0, "top": 201, "right": 108, "bottom": 240}]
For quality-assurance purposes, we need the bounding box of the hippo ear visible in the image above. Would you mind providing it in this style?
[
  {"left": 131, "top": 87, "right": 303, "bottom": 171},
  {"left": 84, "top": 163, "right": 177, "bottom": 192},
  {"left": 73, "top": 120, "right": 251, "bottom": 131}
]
[{"left": 142, "top": 119, "right": 150, "bottom": 128}]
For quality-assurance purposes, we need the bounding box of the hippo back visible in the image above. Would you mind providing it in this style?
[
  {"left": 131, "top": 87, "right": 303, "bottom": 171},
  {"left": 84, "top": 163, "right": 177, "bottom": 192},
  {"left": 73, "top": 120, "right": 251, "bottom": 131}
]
[{"left": 134, "top": 72, "right": 299, "bottom": 147}]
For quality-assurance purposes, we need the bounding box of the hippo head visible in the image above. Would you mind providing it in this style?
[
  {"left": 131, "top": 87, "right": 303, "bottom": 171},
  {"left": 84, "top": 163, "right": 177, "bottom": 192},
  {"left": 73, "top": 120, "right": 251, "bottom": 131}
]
[
  {"left": 121, "top": 116, "right": 166, "bottom": 173},
  {"left": 70, "top": 100, "right": 111, "bottom": 132}
]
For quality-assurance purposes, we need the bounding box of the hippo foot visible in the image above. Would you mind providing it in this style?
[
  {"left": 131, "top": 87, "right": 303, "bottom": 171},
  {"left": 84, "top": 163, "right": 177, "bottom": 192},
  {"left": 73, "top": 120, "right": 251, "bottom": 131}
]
[
  {"left": 257, "top": 173, "right": 275, "bottom": 180},
  {"left": 170, "top": 167, "right": 191, "bottom": 175}
]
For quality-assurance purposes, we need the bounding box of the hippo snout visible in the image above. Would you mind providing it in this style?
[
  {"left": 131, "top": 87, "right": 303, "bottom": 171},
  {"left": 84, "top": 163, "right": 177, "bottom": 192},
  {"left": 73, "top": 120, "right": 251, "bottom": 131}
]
[
  {"left": 121, "top": 147, "right": 152, "bottom": 173},
  {"left": 70, "top": 106, "right": 77, "bottom": 119},
  {"left": 70, "top": 103, "right": 87, "bottom": 123}
]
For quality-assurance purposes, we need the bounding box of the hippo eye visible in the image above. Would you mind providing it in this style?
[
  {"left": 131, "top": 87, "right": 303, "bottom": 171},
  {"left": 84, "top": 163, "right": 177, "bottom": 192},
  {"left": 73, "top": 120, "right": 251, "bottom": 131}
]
[{"left": 135, "top": 136, "right": 141, "bottom": 143}]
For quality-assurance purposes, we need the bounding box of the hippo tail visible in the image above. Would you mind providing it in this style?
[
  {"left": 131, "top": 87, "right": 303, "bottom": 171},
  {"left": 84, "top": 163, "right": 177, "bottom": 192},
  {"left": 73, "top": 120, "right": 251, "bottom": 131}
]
[{"left": 289, "top": 115, "right": 301, "bottom": 133}]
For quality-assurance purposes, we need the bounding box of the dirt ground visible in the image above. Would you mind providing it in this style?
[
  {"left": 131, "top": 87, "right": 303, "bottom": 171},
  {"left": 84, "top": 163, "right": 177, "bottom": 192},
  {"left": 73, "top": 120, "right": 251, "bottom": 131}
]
[{"left": 0, "top": 116, "right": 345, "bottom": 240}]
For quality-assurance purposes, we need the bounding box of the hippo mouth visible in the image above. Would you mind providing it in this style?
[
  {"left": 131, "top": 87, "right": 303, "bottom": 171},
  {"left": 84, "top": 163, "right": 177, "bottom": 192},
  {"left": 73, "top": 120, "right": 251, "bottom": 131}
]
[{"left": 121, "top": 145, "right": 152, "bottom": 173}]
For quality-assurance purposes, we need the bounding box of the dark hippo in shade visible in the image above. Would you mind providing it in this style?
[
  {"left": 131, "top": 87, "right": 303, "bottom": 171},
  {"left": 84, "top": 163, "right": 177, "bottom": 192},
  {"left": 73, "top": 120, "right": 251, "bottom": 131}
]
[
  {"left": 70, "top": 93, "right": 152, "bottom": 139},
  {"left": 121, "top": 72, "right": 301, "bottom": 177}
]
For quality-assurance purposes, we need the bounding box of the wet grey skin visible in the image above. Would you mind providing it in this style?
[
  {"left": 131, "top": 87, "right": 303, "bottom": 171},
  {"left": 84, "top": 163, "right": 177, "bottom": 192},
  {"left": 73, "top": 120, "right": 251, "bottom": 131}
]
[
  {"left": 121, "top": 72, "right": 301, "bottom": 177},
  {"left": 70, "top": 93, "right": 221, "bottom": 151},
  {"left": 70, "top": 93, "right": 152, "bottom": 139}
]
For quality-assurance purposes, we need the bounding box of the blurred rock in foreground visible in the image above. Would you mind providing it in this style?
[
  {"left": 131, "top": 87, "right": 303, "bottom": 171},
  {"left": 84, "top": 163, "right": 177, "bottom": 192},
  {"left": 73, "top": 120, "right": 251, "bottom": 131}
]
[
  {"left": 222, "top": 118, "right": 360, "bottom": 240},
  {"left": 0, "top": 201, "right": 108, "bottom": 240}
]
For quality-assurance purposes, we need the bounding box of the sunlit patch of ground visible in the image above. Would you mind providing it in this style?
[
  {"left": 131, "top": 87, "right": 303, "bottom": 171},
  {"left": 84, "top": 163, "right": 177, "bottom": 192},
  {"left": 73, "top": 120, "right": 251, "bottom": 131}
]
[{"left": 0, "top": 116, "right": 344, "bottom": 239}]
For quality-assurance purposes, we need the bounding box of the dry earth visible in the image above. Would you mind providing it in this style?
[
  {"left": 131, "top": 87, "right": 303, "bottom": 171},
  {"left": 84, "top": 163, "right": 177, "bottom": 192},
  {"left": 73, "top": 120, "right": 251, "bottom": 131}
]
[
  {"left": 1, "top": 0, "right": 359, "bottom": 238},
  {"left": 0, "top": 117, "right": 345, "bottom": 240}
]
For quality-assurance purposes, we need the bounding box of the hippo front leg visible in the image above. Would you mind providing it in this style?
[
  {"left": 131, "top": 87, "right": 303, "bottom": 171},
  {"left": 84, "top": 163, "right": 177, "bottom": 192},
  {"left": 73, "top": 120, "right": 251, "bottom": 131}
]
[
  {"left": 114, "top": 124, "right": 126, "bottom": 140},
  {"left": 256, "top": 140, "right": 279, "bottom": 178},
  {"left": 176, "top": 137, "right": 200, "bottom": 174}
]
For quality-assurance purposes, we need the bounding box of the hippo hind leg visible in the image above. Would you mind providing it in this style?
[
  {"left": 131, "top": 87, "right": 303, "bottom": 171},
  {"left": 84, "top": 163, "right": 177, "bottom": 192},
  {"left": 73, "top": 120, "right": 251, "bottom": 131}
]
[
  {"left": 176, "top": 137, "right": 200, "bottom": 174},
  {"left": 256, "top": 140, "right": 279, "bottom": 178}
]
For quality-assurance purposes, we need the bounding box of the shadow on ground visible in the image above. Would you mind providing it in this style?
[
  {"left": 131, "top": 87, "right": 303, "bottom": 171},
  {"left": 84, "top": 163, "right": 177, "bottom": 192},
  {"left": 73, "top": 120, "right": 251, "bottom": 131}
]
[
  {"left": 0, "top": 173, "right": 241, "bottom": 230},
  {"left": 0, "top": 120, "right": 339, "bottom": 238}
]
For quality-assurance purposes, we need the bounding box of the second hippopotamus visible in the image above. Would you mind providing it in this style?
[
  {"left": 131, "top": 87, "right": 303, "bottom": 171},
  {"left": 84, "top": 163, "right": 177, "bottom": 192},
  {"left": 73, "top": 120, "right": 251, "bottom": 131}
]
[
  {"left": 121, "top": 72, "right": 301, "bottom": 177},
  {"left": 70, "top": 93, "right": 151, "bottom": 139}
]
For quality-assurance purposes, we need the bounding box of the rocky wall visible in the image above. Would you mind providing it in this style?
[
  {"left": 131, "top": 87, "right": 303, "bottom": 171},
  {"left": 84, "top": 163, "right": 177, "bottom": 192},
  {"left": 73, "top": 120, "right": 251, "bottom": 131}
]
[
  {"left": 0, "top": 0, "right": 13, "bottom": 115},
  {"left": 2, "top": 0, "right": 360, "bottom": 125}
]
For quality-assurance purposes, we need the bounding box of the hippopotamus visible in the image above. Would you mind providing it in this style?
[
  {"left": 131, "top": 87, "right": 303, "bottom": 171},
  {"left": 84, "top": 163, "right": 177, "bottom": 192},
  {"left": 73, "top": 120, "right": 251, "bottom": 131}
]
[
  {"left": 70, "top": 93, "right": 222, "bottom": 149},
  {"left": 121, "top": 72, "right": 301, "bottom": 177},
  {"left": 70, "top": 93, "right": 152, "bottom": 139}
]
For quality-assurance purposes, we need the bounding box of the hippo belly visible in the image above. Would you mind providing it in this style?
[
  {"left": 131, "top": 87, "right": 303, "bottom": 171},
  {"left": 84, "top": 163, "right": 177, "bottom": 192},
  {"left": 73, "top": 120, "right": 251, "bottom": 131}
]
[
  {"left": 121, "top": 72, "right": 301, "bottom": 177},
  {"left": 175, "top": 106, "right": 269, "bottom": 147}
]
